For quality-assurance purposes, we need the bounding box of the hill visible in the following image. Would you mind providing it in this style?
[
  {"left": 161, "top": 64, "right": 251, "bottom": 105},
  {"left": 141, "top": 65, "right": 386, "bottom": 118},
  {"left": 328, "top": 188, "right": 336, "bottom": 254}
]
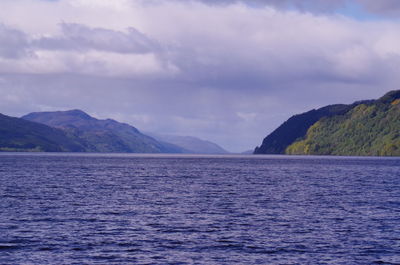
[
  {"left": 255, "top": 90, "right": 400, "bottom": 156},
  {"left": 148, "top": 133, "right": 228, "bottom": 154},
  {"left": 0, "top": 113, "right": 85, "bottom": 152},
  {"left": 22, "top": 110, "right": 184, "bottom": 153}
]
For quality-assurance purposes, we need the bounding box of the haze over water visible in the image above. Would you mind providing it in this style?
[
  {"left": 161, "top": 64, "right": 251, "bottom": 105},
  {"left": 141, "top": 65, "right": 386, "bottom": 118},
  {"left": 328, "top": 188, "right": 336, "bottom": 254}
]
[{"left": 0, "top": 153, "right": 399, "bottom": 264}]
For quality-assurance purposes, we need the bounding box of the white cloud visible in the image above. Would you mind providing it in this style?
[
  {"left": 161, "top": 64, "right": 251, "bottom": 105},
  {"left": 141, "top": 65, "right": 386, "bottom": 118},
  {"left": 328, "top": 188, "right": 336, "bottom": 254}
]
[{"left": 0, "top": 50, "right": 179, "bottom": 76}]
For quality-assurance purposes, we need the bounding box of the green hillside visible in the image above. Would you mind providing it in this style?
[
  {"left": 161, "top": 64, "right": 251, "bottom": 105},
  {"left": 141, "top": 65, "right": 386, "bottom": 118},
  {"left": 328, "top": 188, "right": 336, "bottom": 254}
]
[
  {"left": 286, "top": 91, "right": 400, "bottom": 156},
  {"left": 253, "top": 104, "right": 356, "bottom": 154},
  {"left": 255, "top": 90, "right": 400, "bottom": 156}
]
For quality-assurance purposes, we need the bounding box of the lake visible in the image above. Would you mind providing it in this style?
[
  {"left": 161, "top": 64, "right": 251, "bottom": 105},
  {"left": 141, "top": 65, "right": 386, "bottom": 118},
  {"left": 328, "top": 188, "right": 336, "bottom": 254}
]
[{"left": 0, "top": 153, "right": 399, "bottom": 264}]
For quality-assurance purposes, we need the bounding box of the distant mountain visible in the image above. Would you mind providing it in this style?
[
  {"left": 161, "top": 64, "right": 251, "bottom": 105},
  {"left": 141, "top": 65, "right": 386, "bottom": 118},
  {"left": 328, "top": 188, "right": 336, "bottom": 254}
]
[
  {"left": 0, "top": 113, "right": 85, "bottom": 152},
  {"left": 255, "top": 90, "right": 400, "bottom": 156},
  {"left": 22, "top": 109, "right": 184, "bottom": 153},
  {"left": 148, "top": 132, "right": 228, "bottom": 154}
]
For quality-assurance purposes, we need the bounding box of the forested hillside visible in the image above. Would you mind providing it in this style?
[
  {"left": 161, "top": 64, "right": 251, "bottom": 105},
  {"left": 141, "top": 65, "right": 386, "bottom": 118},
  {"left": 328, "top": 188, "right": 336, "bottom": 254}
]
[{"left": 255, "top": 90, "right": 400, "bottom": 156}]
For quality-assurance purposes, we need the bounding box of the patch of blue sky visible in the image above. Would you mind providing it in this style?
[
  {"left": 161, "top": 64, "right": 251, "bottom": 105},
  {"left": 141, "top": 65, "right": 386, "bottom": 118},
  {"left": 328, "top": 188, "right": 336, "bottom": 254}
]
[{"left": 336, "top": 2, "right": 389, "bottom": 21}]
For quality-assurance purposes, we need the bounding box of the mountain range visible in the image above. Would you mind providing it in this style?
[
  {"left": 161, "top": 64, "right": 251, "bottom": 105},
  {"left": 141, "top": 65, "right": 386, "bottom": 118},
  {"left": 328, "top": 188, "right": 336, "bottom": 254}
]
[
  {"left": 22, "top": 109, "right": 183, "bottom": 153},
  {"left": 254, "top": 90, "right": 400, "bottom": 156},
  {"left": 0, "top": 109, "right": 226, "bottom": 153}
]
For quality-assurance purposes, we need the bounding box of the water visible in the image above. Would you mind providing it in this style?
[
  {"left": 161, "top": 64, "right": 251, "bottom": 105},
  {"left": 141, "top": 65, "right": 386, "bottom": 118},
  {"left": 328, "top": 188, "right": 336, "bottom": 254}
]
[{"left": 0, "top": 153, "right": 399, "bottom": 264}]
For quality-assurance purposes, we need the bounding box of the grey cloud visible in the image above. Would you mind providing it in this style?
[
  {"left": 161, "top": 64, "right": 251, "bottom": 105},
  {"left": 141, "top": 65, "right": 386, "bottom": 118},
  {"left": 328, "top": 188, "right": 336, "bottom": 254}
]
[
  {"left": 0, "top": 24, "right": 30, "bottom": 59},
  {"left": 35, "top": 23, "right": 160, "bottom": 54},
  {"left": 164, "top": 41, "right": 382, "bottom": 95},
  {"left": 175, "top": 0, "right": 400, "bottom": 16},
  {"left": 360, "top": 0, "right": 400, "bottom": 16},
  {"left": 191, "top": 0, "right": 345, "bottom": 12}
]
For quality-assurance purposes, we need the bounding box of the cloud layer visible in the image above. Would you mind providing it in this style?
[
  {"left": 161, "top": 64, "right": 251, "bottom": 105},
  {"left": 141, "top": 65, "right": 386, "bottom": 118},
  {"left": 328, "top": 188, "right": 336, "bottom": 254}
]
[
  {"left": 176, "top": 0, "right": 400, "bottom": 16},
  {"left": 1, "top": 0, "right": 400, "bottom": 151}
]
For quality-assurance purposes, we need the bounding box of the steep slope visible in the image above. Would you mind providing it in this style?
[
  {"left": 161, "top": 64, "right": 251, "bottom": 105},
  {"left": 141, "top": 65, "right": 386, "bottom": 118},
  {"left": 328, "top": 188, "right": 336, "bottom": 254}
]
[
  {"left": 148, "top": 133, "right": 228, "bottom": 154},
  {"left": 254, "top": 104, "right": 358, "bottom": 154},
  {"left": 22, "top": 110, "right": 183, "bottom": 153},
  {"left": 0, "top": 113, "right": 85, "bottom": 152},
  {"left": 255, "top": 90, "right": 400, "bottom": 156},
  {"left": 286, "top": 91, "right": 400, "bottom": 156}
]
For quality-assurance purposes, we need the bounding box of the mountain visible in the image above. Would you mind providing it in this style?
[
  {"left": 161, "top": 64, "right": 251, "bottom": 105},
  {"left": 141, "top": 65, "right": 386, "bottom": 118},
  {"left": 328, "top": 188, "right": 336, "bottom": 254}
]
[
  {"left": 0, "top": 113, "right": 85, "bottom": 152},
  {"left": 255, "top": 90, "right": 400, "bottom": 156},
  {"left": 148, "top": 132, "right": 228, "bottom": 154},
  {"left": 22, "top": 109, "right": 184, "bottom": 153}
]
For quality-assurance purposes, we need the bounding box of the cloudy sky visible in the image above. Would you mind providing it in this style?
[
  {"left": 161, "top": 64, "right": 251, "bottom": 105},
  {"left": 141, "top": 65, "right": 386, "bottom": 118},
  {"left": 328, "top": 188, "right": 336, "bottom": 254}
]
[{"left": 1, "top": 0, "right": 400, "bottom": 152}]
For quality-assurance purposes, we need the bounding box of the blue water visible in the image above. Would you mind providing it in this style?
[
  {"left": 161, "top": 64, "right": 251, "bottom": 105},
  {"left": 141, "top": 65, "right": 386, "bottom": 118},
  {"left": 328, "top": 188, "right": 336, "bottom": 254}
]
[{"left": 0, "top": 153, "right": 399, "bottom": 264}]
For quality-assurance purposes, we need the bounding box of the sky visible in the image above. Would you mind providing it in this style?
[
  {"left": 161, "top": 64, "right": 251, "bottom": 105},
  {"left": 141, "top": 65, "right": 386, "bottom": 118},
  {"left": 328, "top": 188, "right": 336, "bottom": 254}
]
[{"left": 1, "top": 0, "right": 400, "bottom": 152}]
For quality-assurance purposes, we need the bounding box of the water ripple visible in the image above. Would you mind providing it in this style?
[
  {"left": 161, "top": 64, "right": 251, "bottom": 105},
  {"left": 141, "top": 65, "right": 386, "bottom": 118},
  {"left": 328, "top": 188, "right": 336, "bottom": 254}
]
[{"left": 0, "top": 153, "right": 399, "bottom": 264}]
